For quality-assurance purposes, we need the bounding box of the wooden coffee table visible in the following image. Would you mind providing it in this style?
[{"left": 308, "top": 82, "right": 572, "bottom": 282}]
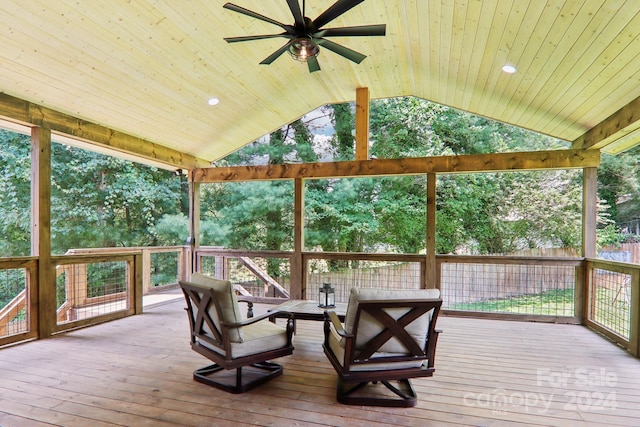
[{"left": 268, "top": 299, "right": 347, "bottom": 331}]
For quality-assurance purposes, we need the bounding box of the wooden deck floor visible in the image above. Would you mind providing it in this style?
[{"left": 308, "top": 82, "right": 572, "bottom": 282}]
[{"left": 1, "top": 295, "right": 640, "bottom": 427}]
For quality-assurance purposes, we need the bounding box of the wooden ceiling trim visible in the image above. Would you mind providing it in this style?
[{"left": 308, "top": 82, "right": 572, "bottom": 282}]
[
  {"left": 572, "top": 94, "right": 640, "bottom": 152},
  {"left": 193, "top": 149, "right": 599, "bottom": 183},
  {"left": 0, "top": 93, "right": 209, "bottom": 169}
]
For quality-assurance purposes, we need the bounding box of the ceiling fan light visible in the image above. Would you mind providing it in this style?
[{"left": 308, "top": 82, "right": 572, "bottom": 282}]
[{"left": 288, "top": 38, "right": 319, "bottom": 62}]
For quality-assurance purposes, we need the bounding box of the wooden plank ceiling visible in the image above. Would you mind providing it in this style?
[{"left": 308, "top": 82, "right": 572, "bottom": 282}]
[{"left": 1, "top": 0, "right": 639, "bottom": 169}]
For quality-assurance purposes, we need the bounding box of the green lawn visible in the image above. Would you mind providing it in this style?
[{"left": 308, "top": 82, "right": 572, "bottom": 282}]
[
  {"left": 449, "top": 288, "right": 575, "bottom": 316},
  {"left": 449, "top": 286, "right": 631, "bottom": 338}
]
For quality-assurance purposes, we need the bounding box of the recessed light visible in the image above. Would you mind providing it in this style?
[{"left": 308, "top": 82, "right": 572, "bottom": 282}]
[
  {"left": 502, "top": 64, "right": 517, "bottom": 74},
  {"left": 208, "top": 97, "right": 220, "bottom": 106}
]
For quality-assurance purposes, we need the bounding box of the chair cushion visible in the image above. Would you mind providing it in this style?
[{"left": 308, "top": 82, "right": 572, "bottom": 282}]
[
  {"left": 343, "top": 287, "right": 440, "bottom": 354},
  {"left": 190, "top": 273, "right": 243, "bottom": 342},
  {"left": 199, "top": 320, "right": 289, "bottom": 359}
]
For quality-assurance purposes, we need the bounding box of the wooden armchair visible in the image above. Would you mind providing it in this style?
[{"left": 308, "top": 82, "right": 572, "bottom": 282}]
[
  {"left": 323, "top": 287, "right": 442, "bottom": 407},
  {"left": 179, "top": 273, "right": 294, "bottom": 394}
]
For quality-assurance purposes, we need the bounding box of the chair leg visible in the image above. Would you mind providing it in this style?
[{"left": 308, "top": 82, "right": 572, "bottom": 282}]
[
  {"left": 193, "top": 361, "right": 284, "bottom": 394},
  {"left": 336, "top": 377, "right": 418, "bottom": 407}
]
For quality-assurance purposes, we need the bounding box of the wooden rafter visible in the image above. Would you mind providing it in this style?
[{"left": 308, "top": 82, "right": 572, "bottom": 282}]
[
  {"left": 0, "top": 93, "right": 210, "bottom": 170},
  {"left": 573, "top": 95, "right": 640, "bottom": 154},
  {"left": 192, "top": 149, "right": 600, "bottom": 183}
]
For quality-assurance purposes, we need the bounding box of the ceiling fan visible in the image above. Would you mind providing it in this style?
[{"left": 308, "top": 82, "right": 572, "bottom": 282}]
[{"left": 223, "top": 0, "right": 386, "bottom": 73}]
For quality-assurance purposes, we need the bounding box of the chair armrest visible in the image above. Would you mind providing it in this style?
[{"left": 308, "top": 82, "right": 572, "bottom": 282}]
[
  {"left": 222, "top": 310, "right": 294, "bottom": 328},
  {"left": 325, "top": 310, "right": 349, "bottom": 337}
]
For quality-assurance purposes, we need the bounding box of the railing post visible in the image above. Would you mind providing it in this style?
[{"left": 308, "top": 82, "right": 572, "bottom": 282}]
[
  {"left": 133, "top": 253, "right": 143, "bottom": 314},
  {"left": 630, "top": 270, "right": 640, "bottom": 357},
  {"left": 574, "top": 262, "right": 585, "bottom": 323},
  {"left": 583, "top": 260, "right": 594, "bottom": 324},
  {"left": 177, "top": 246, "right": 186, "bottom": 282},
  {"left": 215, "top": 255, "right": 225, "bottom": 280},
  {"left": 142, "top": 248, "right": 151, "bottom": 294}
]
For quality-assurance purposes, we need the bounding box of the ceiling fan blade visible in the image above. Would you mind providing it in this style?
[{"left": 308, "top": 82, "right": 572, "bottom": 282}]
[
  {"left": 223, "top": 3, "right": 295, "bottom": 33},
  {"left": 286, "top": 0, "right": 305, "bottom": 29},
  {"left": 260, "top": 42, "right": 291, "bottom": 65},
  {"left": 314, "top": 24, "right": 386, "bottom": 38},
  {"left": 316, "top": 38, "right": 366, "bottom": 64},
  {"left": 224, "top": 33, "right": 291, "bottom": 43},
  {"left": 307, "top": 56, "right": 321, "bottom": 73},
  {"left": 313, "top": 0, "right": 364, "bottom": 29}
]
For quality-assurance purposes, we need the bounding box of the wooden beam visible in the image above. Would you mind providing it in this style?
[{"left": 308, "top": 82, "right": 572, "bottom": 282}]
[
  {"left": 573, "top": 95, "right": 640, "bottom": 154},
  {"left": 355, "top": 87, "right": 370, "bottom": 161},
  {"left": 193, "top": 149, "right": 600, "bottom": 182},
  {"left": 0, "top": 93, "right": 210, "bottom": 170}
]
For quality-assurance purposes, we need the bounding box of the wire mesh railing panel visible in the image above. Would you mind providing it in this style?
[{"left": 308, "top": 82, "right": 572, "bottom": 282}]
[
  {"left": 56, "top": 261, "right": 129, "bottom": 325},
  {"left": 0, "top": 268, "right": 29, "bottom": 338},
  {"left": 306, "top": 259, "right": 423, "bottom": 303},
  {"left": 440, "top": 261, "right": 576, "bottom": 316},
  {"left": 199, "top": 254, "right": 291, "bottom": 299},
  {"left": 591, "top": 269, "right": 631, "bottom": 339},
  {"left": 150, "top": 251, "right": 179, "bottom": 289}
]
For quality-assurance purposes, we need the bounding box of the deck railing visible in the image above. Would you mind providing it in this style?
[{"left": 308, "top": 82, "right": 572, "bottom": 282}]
[
  {"left": 52, "top": 252, "right": 141, "bottom": 334},
  {"left": 585, "top": 258, "right": 640, "bottom": 357},
  {"left": 0, "top": 246, "right": 188, "bottom": 346},
  {"left": 0, "top": 257, "right": 38, "bottom": 346},
  {"left": 2, "top": 246, "right": 639, "bottom": 357},
  {"left": 438, "top": 255, "right": 584, "bottom": 323}
]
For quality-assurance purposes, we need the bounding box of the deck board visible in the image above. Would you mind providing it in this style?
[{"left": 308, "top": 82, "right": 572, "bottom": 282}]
[{"left": 1, "top": 295, "right": 639, "bottom": 426}]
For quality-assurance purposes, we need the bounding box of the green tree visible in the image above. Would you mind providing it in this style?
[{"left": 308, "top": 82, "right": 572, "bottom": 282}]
[
  {"left": 51, "top": 144, "right": 181, "bottom": 253},
  {"left": 0, "top": 130, "right": 31, "bottom": 256},
  {"left": 598, "top": 148, "right": 640, "bottom": 232},
  {"left": 330, "top": 103, "right": 355, "bottom": 160}
]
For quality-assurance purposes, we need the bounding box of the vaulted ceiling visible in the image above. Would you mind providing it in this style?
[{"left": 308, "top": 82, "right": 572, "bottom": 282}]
[{"left": 1, "top": 0, "right": 640, "bottom": 170}]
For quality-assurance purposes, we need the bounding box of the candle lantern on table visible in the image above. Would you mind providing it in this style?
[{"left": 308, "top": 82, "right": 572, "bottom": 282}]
[{"left": 318, "top": 282, "right": 335, "bottom": 308}]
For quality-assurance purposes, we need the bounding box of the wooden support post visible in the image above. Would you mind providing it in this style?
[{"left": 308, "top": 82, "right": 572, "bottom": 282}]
[
  {"left": 188, "top": 177, "right": 200, "bottom": 276},
  {"left": 355, "top": 87, "right": 370, "bottom": 161},
  {"left": 31, "top": 127, "right": 54, "bottom": 338},
  {"left": 291, "top": 178, "right": 304, "bottom": 299},
  {"left": 426, "top": 173, "right": 437, "bottom": 289},
  {"left": 582, "top": 168, "right": 597, "bottom": 258},
  {"left": 580, "top": 167, "right": 598, "bottom": 325}
]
